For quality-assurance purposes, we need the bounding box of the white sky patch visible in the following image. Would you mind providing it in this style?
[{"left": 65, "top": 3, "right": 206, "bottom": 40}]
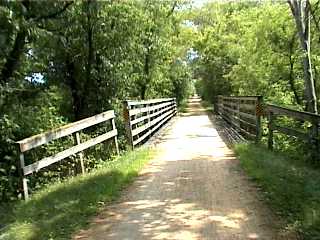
[{"left": 25, "top": 73, "right": 45, "bottom": 84}]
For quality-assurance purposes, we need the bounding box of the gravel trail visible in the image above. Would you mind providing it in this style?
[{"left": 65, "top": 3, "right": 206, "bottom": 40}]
[{"left": 74, "top": 97, "right": 294, "bottom": 240}]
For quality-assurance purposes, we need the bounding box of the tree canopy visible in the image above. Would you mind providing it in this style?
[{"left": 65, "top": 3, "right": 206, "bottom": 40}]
[{"left": 1, "top": 0, "right": 320, "bottom": 202}]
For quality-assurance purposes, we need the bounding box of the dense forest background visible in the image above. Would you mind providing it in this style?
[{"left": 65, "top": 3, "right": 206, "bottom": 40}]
[
  {"left": 1, "top": 0, "right": 320, "bottom": 202},
  {"left": 0, "top": 0, "right": 194, "bottom": 201},
  {"left": 194, "top": 1, "right": 320, "bottom": 111}
]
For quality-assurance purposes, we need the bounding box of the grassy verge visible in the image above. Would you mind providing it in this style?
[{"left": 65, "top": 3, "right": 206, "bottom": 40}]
[
  {"left": 234, "top": 144, "right": 320, "bottom": 239},
  {"left": 200, "top": 100, "right": 213, "bottom": 111},
  {"left": 0, "top": 147, "right": 155, "bottom": 240},
  {"left": 178, "top": 99, "right": 188, "bottom": 113}
]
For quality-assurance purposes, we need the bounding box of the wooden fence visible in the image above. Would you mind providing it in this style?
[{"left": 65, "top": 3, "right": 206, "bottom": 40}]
[
  {"left": 16, "top": 110, "right": 119, "bottom": 200},
  {"left": 217, "top": 95, "right": 263, "bottom": 142},
  {"left": 123, "top": 98, "right": 177, "bottom": 148},
  {"left": 217, "top": 95, "right": 320, "bottom": 160},
  {"left": 266, "top": 104, "right": 320, "bottom": 157}
]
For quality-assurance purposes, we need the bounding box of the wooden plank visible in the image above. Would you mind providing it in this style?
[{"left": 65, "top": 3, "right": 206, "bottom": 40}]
[
  {"left": 239, "top": 127, "right": 256, "bottom": 139},
  {"left": 75, "top": 132, "right": 85, "bottom": 174},
  {"left": 23, "top": 129, "right": 118, "bottom": 176},
  {"left": 240, "top": 103, "right": 256, "bottom": 111},
  {"left": 223, "top": 101, "right": 237, "bottom": 107},
  {"left": 129, "top": 105, "right": 149, "bottom": 116},
  {"left": 133, "top": 110, "right": 175, "bottom": 146},
  {"left": 133, "top": 128, "right": 153, "bottom": 146},
  {"left": 129, "top": 101, "right": 173, "bottom": 116},
  {"left": 221, "top": 96, "right": 260, "bottom": 101},
  {"left": 131, "top": 105, "right": 175, "bottom": 125},
  {"left": 127, "top": 98, "right": 174, "bottom": 106},
  {"left": 266, "top": 104, "right": 320, "bottom": 122},
  {"left": 112, "top": 118, "right": 119, "bottom": 155},
  {"left": 17, "top": 110, "right": 115, "bottom": 152},
  {"left": 150, "top": 111, "right": 175, "bottom": 134},
  {"left": 239, "top": 111, "right": 257, "bottom": 120},
  {"left": 132, "top": 108, "right": 174, "bottom": 136},
  {"left": 123, "top": 101, "right": 134, "bottom": 149},
  {"left": 131, "top": 104, "right": 174, "bottom": 124},
  {"left": 255, "top": 96, "right": 263, "bottom": 142},
  {"left": 238, "top": 117, "right": 256, "bottom": 128},
  {"left": 271, "top": 125, "right": 309, "bottom": 140},
  {"left": 221, "top": 105, "right": 238, "bottom": 115},
  {"left": 19, "top": 153, "right": 29, "bottom": 200},
  {"left": 268, "top": 112, "right": 274, "bottom": 150},
  {"left": 220, "top": 113, "right": 256, "bottom": 139}
]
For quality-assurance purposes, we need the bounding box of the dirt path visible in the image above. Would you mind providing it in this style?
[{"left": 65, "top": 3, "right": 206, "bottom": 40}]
[{"left": 74, "top": 97, "right": 291, "bottom": 240}]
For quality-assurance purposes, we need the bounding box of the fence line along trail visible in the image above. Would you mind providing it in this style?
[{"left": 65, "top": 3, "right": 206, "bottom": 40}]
[{"left": 74, "top": 97, "right": 293, "bottom": 240}]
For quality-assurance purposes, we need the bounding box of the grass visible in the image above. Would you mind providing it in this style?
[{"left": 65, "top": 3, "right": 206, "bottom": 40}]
[
  {"left": 0, "top": 147, "right": 156, "bottom": 240},
  {"left": 234, "top": 144, "right": 320, "bottom": 239},
  {"left": 178, "top": 99, "right": 188, "bottom": 113},
  {"left": 200, "top": 100, "right": 213, "bottom": 111}
]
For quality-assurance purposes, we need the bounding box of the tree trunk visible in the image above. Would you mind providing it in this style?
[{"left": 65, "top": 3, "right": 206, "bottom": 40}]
[
  {"left": 0, "top": 29, "right": 27, "bottom": 84},
  {"left": 288, "top": 32, "right": 302, "bottom": 105},
  {"left": 82, "top": 0, "right": 95, "bottom": 117},
  {"left": 66, "top": 57, "right": 82, "bottom": 120},
  {"left": 141, "top": 48, "right": 150, "bottom": 100},
  {"left": 288, "top": 0, "right": 318, "bottom": 113}
]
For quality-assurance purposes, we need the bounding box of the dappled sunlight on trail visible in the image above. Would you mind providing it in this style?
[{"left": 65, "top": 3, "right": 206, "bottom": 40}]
[{"left": 74, "top": 97, "right": 293, "bottom": 240}]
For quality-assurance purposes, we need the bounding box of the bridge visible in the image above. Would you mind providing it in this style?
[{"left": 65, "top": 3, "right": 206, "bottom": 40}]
[{"left": 15, "top": 95, "right": 320, "bottom": 239}]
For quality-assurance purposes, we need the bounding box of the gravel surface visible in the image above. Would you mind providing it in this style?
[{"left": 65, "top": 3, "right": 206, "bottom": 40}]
[{"left": 74, "top": 97, "right": 295, "bottom": 240}]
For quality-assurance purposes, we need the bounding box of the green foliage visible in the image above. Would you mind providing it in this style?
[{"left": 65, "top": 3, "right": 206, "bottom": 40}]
[
  {"left": 235, "top": 144, "right": 320, "bottom": 239},
  {"left": 0, "top": 147, "right": 155, "bottom": 240},
  {"left": 192, "top": 1, "right": 319, "bottom": 109},
  {"left": 0, "top": 0, "right": 192, "bottom": 202},
  {"left": 0, "top": 86, "right": 69, "bottom": 201}
]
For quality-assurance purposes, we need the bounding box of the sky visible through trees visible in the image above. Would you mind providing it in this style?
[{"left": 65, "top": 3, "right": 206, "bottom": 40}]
[{"left": 1, "top": 0, "right": 320, "bottom": 204}]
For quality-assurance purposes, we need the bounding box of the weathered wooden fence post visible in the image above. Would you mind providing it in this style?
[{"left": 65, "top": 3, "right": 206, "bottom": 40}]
[
  {"left": 267, "top": 111, "right": 274, "bottom": 150},
  {"left": 255, "top": 96, "right": 263, "bottom": 143},
  {"left": 17, "top": 110, "right": 118, "bottom": 200},
  {"left": 74, "top": 132, "right": 85, "bottom": 174},
  {"left": 216, "top": 95, "right": 221, "bottom": 114},
  {"left": 111, "top": 118, "right": 120, "bottom": 155},
  {"left": 123, "top": 100, "right": 134, "bottom": 150},
  {"left": 19, "top": 152, "right": 29, "bottom": 200},
  {"left": 310, "top": 121, "right": 319, "bottom": 162},
  {"left": 237, "top": 98, "right": 241, "bottom": 129}
]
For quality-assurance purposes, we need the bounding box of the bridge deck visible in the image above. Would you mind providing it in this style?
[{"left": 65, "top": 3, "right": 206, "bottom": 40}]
[{"left": 74, "top": 97, "right": 290, "bottom": 240}]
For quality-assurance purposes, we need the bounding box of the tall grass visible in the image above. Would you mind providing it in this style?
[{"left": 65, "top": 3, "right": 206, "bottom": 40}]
[
  {"left": 0, "top": 147, "right": 155, "bottom": 240},
  {"left": 235, "top": 144, "right": 320, "bottom": 239}
]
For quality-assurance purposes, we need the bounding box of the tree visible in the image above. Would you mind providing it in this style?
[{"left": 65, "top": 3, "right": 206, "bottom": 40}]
[
  {"left": 288, "top": 0, "right": 318, "bottom": 113},
  {"left": 0, "top": 1, "right": 73, "bottom": 84}
]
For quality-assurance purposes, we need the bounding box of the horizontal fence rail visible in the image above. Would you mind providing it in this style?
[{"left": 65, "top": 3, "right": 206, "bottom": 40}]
[
  {"left": 266, "top": 104, "right": 320, "bottom": 156},
  {"left": 217, "top": 95, "right": 263, "bottom": 142},
  {"left": 123, "top": 98, "right": 177, "bottom": 148},
  {"left": 217, "top": 95, "right": 320, "bottom": 160},
  {"left": 16, "top": 110, "right": 119, "bottom": 200}
]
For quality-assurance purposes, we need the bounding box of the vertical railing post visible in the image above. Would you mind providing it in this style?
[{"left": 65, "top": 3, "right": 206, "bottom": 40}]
[
  {"left": 111, "top": 117, "right": 120, "bottom": 155},
  {"left": 311, "top": 121, "right": 319, "bottom": 162},
  {"left": 173, "top": 98, "right": 177, "bottom": 115},
  {"left": 19, "top": 153, "right": 29, "bottom": 200},
  {"left": 267, "top": 111, "right": 274, "bottom": 150},
  {"left": 237, "top": 98, "right": 241, "bottom": 130},
  {"left": 147, "top": 103, "right": 152, "bottom": 136},
  {"left": 123, "top": 100, "right": 134, "bottom": 150},
  {"left": 255, "top": 96, "right": 263, "bottom": 143},
  {"left": 216, "top": 95, "right": 221, "bottom": 115},
  {"left": 74, "top": 132, "right": 85, "bottom": 174}
]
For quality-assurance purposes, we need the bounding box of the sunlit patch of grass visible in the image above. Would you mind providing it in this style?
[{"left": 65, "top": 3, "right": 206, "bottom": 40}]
[
  {"left": 234, "top": 143, "right": 320, "bottom": 239},
  {"left": 0, "top": 147, "right": 156, "bottom": 240}
]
